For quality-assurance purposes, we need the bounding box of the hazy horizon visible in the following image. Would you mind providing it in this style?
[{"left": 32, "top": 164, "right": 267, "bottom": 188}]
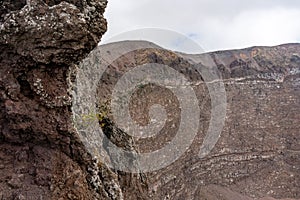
[{"left": 101, "top": 0, "right": 300, "bottom": 53}]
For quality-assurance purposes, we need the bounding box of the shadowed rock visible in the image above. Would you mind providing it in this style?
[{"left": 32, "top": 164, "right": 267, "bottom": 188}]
[{"left": 0, "top": 0, "right": 124, "bottom": 199}]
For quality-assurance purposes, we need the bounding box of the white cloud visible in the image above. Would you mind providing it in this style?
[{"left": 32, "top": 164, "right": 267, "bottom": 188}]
[
  {"left": 199, "top": 7, "right": 300, "bottom": 51},
  {"left": 101, "top": 0, "right": 300, "bottom": 52}
]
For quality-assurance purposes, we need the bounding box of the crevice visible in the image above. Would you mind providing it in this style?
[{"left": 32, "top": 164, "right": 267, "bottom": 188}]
[{"left": 16, "top": 74, "right": 35, "bottom": 99}]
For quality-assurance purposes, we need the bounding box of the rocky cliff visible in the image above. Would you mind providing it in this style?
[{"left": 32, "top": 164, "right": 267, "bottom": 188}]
[
  {"left": 95, "top": 41, "right": 300, "bottom": 200},
  {"left": 0, "top": 0, "right": 124, "bottom": 199},
  {"left": 0, "top": 1, "right": 299, "bottom": 200}
]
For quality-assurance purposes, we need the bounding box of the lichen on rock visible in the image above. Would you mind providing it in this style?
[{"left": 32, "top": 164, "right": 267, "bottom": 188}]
[{"left": 0, "top": 0, "right": 123, "bottom": 199}]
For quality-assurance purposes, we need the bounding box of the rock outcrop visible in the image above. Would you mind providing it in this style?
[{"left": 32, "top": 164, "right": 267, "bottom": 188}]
[
  {"left": 0, "top": 0, "right": 124, "bottom": 199},
  {"left": 95, "top": 41, "right": 300, "bottom": 200},
  {"left": 0, "top": 0, "right": 299, "bottom": 199}
]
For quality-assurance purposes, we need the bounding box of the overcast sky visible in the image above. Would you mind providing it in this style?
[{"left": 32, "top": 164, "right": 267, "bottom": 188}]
[{"left": 101, "top": 0, "right": 300, "bottom": 53}]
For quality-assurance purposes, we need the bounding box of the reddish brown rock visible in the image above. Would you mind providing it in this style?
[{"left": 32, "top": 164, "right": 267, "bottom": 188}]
[
  {"left": 0, "top": 0, "right": 299, "bottom": 199},
  {"left": 0, "top": 0, "right": 124, "bottom": 199},
  {"left": 95, "top": 41, "right": 299, "bottom": 200}
]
